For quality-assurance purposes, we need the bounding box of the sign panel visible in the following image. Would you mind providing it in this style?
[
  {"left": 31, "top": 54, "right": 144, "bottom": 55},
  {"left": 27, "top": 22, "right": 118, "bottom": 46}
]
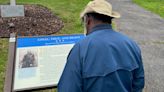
[
  {"left": 1, "top": 5, "right": 24, "bottom": 17},
  {"left": 13, "top": 34, "right": 85, "bottom": 91}
]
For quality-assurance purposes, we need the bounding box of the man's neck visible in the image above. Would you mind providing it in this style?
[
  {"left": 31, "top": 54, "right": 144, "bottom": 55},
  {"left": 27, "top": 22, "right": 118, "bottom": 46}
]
[{"left": 89, "top": 22, "right": 110, "bottom": 33}]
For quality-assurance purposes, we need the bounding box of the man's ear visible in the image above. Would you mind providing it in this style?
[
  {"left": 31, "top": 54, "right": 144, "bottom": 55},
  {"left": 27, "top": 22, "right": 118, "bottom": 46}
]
[{"left": 86, "top": 16, "right": 92, "bottom": 26}]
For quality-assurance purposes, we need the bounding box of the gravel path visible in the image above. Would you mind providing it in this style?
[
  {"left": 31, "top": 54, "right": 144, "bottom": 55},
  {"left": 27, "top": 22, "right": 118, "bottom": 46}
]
[{"left": 107, "top": 0, "right": 164, "bottom": 92}]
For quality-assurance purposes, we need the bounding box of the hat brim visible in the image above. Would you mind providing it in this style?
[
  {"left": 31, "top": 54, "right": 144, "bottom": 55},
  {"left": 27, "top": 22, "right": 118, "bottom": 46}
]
[
  {"left": 110, "top": 11, "right": 121, "bottom": 18},
  {"left": 80, "top": 9, "right": 121, "bottom": 19}
]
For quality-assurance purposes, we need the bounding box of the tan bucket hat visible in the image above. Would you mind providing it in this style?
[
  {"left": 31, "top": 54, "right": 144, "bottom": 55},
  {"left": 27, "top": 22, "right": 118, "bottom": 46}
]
[{"left": 80, "top": 0, "right": 121, "bottom": 19}]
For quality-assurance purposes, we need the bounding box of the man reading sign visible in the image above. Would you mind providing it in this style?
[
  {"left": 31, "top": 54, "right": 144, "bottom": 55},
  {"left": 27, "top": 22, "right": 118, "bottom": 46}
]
[{"left": 58, "top": 0, "right": 145, "bottom": 92}]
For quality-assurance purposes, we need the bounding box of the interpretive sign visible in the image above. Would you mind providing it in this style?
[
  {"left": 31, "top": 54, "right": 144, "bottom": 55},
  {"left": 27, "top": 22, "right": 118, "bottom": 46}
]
[
  {"left": 1, "top": 5, "right": 24, "bottom": 17},
  {"left": 4, "top": 34, "right": 85, "bottom": 92}
]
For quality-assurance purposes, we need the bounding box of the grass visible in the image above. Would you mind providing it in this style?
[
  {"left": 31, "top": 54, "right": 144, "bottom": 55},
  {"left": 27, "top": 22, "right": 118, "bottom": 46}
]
[
  {"left": 17, "top": 0, "right": 89, "bottom": 34},
  {"left": 0, "top": 0, "right": 89, "bottom": 92},
  {"left": 0, "top": 39, "right": 8, "bottom": 91},
  {"left": 133, "top": 0, "right": 164, "bottom": 18}
]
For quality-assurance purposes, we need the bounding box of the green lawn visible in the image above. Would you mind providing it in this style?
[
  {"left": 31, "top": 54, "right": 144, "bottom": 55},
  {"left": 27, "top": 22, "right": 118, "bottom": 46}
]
[
  {"left": 0, "top": 0, "right": 89, "bottom": 91},
  {"left": 0, "top": 39, "right": 8, "bottom": 91},
  {"left": 133, "top": 0, "right": 164, "bottom": 18}
]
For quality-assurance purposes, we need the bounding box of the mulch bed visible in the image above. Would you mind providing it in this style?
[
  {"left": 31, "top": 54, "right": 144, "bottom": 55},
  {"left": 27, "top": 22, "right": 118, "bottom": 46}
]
[{"left": 0, "top": 5, "right": 64, "bottom": 38}]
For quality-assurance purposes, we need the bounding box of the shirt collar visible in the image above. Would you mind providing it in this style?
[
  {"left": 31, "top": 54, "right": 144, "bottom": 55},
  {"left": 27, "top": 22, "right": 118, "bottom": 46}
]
[{"left": 88, "top": 24, "right": 113, "bottom": 35}]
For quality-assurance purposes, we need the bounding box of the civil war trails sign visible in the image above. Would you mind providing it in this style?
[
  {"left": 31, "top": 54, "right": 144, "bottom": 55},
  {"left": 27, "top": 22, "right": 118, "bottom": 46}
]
[{"left": 4, "top": 34, "right": 85, "bottom": 92}]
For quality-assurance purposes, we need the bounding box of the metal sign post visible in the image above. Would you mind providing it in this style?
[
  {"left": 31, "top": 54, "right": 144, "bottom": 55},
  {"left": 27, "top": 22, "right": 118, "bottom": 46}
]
[{"left": 4, "top": 33, "right": 16, "bottom": 92}]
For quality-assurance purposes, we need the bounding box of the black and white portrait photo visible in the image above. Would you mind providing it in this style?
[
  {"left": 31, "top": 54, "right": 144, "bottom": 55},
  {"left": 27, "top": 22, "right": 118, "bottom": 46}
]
[{"left": 19, "top": 50, "right": 38, "bottom": 68}]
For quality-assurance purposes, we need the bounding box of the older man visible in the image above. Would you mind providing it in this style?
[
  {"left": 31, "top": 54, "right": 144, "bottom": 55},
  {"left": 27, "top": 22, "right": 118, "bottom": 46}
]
[{"left": 58, "top": 0, "right": 144, "bottom": 92}]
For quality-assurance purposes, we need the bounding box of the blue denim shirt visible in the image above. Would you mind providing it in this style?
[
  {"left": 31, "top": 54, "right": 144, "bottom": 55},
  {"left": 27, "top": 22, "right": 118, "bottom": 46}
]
[{"left": 58, "top": 24, "right": 144, "bottom": 92}]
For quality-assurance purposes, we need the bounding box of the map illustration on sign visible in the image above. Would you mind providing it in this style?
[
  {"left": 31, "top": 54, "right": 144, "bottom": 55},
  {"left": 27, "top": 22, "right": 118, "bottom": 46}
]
[{"left": 13, "top": 34, "right": 85, "bottom": 91}]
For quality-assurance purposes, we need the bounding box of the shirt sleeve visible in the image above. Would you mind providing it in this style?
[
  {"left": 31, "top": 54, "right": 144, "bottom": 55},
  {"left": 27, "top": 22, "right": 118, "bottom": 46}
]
[
  {"left": 58, "top": 43, "right": 83, "bottom": 92},
  {"left": 132, "top": 47, "right": 145, "bottom": 92}
]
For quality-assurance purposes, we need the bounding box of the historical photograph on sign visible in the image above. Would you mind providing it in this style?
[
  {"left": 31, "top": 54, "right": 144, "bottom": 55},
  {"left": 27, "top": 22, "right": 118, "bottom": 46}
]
[
  {"left": 19, "top": 50, "right": 38, "bottom": 69},
  {"left": 16, "top": 49, "right": 38, "bottom": 79}
]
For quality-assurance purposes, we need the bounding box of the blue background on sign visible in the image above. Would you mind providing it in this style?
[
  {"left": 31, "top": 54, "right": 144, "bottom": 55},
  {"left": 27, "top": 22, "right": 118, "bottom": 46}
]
[{"left": 17, "top": 34, "right": 85, "bottom": 48}]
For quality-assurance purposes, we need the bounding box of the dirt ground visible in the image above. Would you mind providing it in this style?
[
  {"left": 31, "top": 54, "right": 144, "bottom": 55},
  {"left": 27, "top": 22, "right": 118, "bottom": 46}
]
[{"left": 0, "top": 5, "right": 64, "bottom": 38}]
